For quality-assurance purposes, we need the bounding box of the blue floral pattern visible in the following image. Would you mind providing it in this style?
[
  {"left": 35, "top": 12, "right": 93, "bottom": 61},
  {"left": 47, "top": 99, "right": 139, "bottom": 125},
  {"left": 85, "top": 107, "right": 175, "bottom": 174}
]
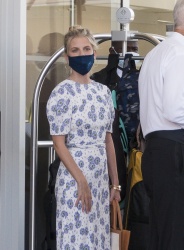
[{"left": 46, "top": 80, "right": 115, "bottom": 249}]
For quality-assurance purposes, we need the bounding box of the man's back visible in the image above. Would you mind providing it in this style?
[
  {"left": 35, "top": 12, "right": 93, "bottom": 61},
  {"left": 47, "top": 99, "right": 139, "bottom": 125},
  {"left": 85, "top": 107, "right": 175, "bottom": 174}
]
[{"left": 139, "top": 32, "right": 184, "bottom": 137}]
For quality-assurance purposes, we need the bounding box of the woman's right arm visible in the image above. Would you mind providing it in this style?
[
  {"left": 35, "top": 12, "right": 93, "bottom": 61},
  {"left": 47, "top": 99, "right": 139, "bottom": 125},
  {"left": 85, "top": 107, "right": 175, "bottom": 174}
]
[{"left": 52, "top": 134, "right": 92, "bottom": 213}]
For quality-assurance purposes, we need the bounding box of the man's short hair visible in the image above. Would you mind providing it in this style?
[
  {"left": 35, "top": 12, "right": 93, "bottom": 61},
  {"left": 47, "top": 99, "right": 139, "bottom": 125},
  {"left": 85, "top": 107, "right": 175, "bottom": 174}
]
[{"left": 110, "top": 40, "right": 138, "bottom": 54}]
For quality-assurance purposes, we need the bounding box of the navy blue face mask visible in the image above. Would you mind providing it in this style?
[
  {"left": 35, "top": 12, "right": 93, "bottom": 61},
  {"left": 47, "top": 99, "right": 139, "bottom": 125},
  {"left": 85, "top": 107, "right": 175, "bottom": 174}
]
[{"left": 68, "top": 54, "right": 94, "bottom": 75}]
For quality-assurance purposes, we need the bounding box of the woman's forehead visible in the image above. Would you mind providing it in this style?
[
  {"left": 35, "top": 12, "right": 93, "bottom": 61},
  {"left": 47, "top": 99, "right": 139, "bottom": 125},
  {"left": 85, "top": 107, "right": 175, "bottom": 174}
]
[{"left": 69, "top": 36, "right": 91, "bottom": 47}]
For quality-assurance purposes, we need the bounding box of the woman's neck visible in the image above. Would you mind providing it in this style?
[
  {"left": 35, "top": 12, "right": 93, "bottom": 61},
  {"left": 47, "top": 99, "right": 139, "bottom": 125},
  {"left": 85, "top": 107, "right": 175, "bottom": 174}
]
[{"left": 69, "top": 72, "right": 91, "bottom": 84}]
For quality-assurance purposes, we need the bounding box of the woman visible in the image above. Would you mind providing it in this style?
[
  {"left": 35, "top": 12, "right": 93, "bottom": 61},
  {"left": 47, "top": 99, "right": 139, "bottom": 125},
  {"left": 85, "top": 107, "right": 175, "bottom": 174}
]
[{"left": 46, "top": 26, "right": 121, "bottom": 249}]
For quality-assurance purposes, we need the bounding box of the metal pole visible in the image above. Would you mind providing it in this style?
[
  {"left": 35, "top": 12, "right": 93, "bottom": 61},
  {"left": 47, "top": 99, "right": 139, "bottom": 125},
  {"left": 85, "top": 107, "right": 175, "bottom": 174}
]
[
  {"left": 70, "top": 0, "right": 75, "bottom": 26},
  {"left": 29, "top": 48, "right": 64, "bottom": 250},
  {"left": 130, "top": 32, "right": 162, "bottom": 45}
]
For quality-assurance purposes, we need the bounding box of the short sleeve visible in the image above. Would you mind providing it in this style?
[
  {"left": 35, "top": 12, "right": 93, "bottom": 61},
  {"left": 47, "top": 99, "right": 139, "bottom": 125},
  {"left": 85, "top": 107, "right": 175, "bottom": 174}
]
[
  {"left": 46, "top": 84, "right": 72, "bottom": 135},
  {"left": 106, "top": 87, "right": 115, "bottom": 133}
]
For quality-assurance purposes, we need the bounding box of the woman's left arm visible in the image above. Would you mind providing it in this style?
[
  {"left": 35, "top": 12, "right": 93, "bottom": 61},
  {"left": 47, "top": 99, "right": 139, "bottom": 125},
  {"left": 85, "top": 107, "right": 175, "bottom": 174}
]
[{"left": 106, "top": 132, "right": 121, "bottom": 202}]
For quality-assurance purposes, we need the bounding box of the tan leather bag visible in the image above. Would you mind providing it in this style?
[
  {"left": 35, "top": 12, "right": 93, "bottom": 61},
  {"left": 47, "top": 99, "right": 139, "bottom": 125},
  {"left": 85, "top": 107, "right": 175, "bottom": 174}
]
[{"left": 110, "top": 200, "right": 131, "bottom": 250}]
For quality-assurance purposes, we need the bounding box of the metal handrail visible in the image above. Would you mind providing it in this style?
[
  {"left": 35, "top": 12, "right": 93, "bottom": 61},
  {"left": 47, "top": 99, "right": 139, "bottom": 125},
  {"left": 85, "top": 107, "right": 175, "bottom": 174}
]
[
  {"left": 29, "top": 32, "right": 161, "bottom": 250},
  {"left": 37, "top": 140, "right": 53, "bottom": 147},
  {"left": 130, "top": 32, "right": 164, "bottom": 44}
]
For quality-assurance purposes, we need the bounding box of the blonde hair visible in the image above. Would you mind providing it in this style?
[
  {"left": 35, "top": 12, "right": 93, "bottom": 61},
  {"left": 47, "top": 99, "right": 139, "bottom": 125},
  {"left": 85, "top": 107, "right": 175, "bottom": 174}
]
[{"left": 64, "top": 25, "right": 98, "bottom": 53}]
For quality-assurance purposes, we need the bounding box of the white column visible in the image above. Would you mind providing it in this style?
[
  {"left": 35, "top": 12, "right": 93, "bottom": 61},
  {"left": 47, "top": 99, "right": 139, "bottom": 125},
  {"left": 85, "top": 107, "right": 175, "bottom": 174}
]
[
  {"left": 0, "top": 0, "right": 26, "bottom": 249},
  {"left": 111, "top": 0, "right": 131, "bottom": 31},
  {"left": 111, "top": 1, "right": 121, "bottom": 30},
  {"left": 122, "top": 0, "right": 130, "bottom": 30}
]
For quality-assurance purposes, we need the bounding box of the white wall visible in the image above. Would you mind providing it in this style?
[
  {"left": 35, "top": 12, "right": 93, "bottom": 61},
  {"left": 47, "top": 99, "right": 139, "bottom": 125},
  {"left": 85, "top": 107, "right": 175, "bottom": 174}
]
[{"left": 131, "top": 0, "right": 176, "bottom": 10}]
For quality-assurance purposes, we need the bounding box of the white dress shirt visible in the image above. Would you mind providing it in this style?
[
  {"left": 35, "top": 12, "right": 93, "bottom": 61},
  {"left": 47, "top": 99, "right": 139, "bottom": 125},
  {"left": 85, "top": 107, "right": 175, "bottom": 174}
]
[{"left": 138, "top": 32, "right": 184, "bottom": 137}]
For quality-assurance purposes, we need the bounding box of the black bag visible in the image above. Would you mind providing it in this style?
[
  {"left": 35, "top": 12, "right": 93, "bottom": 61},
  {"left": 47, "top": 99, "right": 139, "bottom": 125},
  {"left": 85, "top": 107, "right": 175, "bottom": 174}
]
[
  {"left": 116, "top": 53, "right": 140, "bottom": 149},
  {"left": 90, "top": 53, "right": 120, "bottom": 91},
  {"left": 42, "top": 157, "right": 60, "bottom": 250},
  {"left": 123, "top": 149, "right": 149, "bottom": 250}
]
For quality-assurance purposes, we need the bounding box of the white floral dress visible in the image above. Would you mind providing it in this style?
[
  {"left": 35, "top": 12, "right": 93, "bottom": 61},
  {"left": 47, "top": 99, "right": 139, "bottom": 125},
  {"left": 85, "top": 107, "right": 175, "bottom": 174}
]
[{"left": 46, "top": 79, "right": 115, "bottom": 250}]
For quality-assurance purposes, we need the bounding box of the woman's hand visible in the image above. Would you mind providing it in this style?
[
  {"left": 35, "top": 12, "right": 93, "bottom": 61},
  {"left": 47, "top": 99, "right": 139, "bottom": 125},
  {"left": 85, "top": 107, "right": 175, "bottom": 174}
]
[
  {"left": 75, "top": 179, "right": 92, "bottom": 214},
  {"left": 52, "top": 135, "right": 93, "bottom": 213},
  {"left": 110, "top": 188, "right": 121, "bottom": 203}
]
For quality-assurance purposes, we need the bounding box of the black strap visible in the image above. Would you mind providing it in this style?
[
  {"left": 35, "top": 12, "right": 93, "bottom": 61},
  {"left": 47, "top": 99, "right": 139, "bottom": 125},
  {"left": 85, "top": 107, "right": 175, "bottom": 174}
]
[
  {"left": 106, "top": 53, "right": 120, "bottom": 71},
  {"left": 105, "top": 53, "right": 120, "bottom": 89}
]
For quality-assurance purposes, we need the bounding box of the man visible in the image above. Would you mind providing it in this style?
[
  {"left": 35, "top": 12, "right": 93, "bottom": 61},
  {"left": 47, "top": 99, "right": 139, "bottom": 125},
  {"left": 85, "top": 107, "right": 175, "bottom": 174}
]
[
  {"left": 91, "top": 40, "right": 139, "bottom": 87},
  {"left": 109, "top": 40, "right": 139, "bottom": 55},
  {"left": 138, "top": 0, "right": 184, "bottom": 249}
]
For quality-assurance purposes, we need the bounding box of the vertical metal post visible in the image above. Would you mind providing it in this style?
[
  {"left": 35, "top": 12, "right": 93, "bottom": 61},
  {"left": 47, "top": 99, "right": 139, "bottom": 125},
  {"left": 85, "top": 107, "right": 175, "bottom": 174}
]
[
  {"left": 29, "top": 48, "right": 64, "bottom": 250},
  {"left": 70, "top": 0, "right": 75, "bottom": 26},
  {"left": 122, "top": 25, "right": 127, "bottom": 56}
]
